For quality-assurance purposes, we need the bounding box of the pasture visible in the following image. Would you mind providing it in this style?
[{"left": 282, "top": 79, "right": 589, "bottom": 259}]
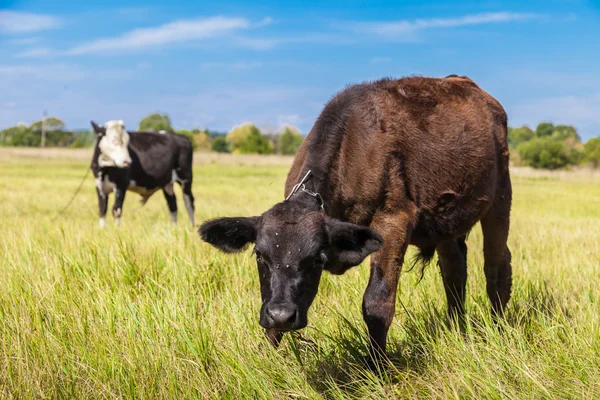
[{"left": 1, "top": 148, "right": 599, "bottom": 399}]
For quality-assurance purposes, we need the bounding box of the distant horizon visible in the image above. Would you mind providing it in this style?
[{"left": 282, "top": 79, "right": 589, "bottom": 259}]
[
  {"left": 11, "top": 117, "right": 595, "bottom": 141},
  {"left": 1, "top": 1, "right": 599, "bottom": 139}
]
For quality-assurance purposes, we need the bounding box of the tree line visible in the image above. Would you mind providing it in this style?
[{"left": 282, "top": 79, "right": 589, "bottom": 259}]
[
  {"left": 0, "top": 112, "right": 305, "bottom": 156},
  {"left": 508, "top": 122, "right": 600, "bottom": 169},
  {"left": 139, "top": 113, "right": 303, "bottom": 155},
  {"left": 0, "top": 118, "right": 96, "bottom": 148},
  {"left": 2, "top": 112, "right": 599, "bottom": 167}
]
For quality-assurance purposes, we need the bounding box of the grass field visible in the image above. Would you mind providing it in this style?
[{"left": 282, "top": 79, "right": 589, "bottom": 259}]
[{"left": 1, "top": 149, "right": 599, "bottom": 399}]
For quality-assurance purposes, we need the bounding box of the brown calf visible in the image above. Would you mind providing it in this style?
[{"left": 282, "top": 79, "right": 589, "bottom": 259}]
[{"left": 200, "top": 75, "right": 512, "bottom": 362}]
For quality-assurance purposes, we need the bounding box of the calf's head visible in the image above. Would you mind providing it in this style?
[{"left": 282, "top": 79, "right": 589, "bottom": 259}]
[
  {"left": 91, "top": 120, "right": 132, "bottom": 168},
  {"left": 199, "top": 201, "right": 383, "bottom": 333}
]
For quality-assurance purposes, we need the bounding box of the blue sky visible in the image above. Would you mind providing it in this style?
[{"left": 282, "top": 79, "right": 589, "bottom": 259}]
[{"left": 1, "top": 0, "right": 599, "bottom": 139}]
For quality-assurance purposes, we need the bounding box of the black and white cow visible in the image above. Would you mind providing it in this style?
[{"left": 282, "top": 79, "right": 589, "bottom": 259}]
[{"left": 91, "top": 120, "right": 195, "bottom": 227}]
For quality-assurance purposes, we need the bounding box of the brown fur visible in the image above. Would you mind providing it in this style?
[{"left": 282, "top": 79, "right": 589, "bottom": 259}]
[
  {"left": 285, "top": 75, "right": 512, "bottom": 358},
  {"left": 200, "top": 75, "right": 512, "bottom": 365}
]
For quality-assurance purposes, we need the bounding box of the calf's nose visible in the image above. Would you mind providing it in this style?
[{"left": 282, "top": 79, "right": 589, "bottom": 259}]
[{"left": 266, "top": 306, "right": 296, "bottom": 330}]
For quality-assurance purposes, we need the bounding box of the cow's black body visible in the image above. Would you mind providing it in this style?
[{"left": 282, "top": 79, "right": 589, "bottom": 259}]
[{"left": 91, "top": 130, "right": 195, "bottom": 226}]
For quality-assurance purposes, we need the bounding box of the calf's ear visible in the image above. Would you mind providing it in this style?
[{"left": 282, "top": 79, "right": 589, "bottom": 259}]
[
  {"left": 199, "top": 217, "right": 259, "bottom": 253},
  {"left": 325, "top": 218, "right": 383, "bottom": 272},
  {"left": 91, "top": 121, "right": 106, "bottom": 135}
]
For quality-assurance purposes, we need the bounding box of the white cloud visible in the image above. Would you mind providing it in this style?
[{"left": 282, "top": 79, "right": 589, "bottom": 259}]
[
  {"left": 0, "top": 63, "right": 136, "bottom": 83},
  {"left": 0, "top": 11, "right": 61, "bottom": 34},
  {"left": 255, "top": 17, "right": 274, "bottom": 27},
  {"left": 15, "top": 47, "right": 54, "bottom": 58},
  {"left": 66, "top": 16, "right": 253, "bottom": 55},
  {"left": 0, "top": 64, "right": 87, "bottom": 81},
  {"left": 233, "top": 33, "right": 355, "bottom": 51},
  {"left": 348, "top": 12, "right": 542, "bottom": 37}
]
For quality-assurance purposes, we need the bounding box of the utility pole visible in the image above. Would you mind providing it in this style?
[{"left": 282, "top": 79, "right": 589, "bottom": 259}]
[{"left": 41, "top": 110, "right": 47, "bottom": 148}]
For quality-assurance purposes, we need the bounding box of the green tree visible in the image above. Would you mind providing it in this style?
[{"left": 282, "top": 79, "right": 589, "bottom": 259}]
[
  {"left": 237, "top": 128, "right": 274, "bottom": 154},
  {"left": 211, "top": 136, "right": 230, "bottom": 153},
  {"left": 70, "top": 129, "right": 96, "bottom": 148},
  {"left": 584, "top": 137, "right": 600, "bottom": 168},
  {"left": 517, "top": 137, "right": 578, "bottom": 170},
  {"left": 551, "top": 125, "right": 581, "bottom": 142},
  {"left": 0, "top": 124, "right": 34, "bottom": 146},
  {"left": 1, "top": 118, "right": 85, "bottom": 148},
  {"left": 30, "top": 117, "right": 68, "bottom": 146},
  {"left": 535, "top": 122, "right": 554, "bottom": 138},
  {"left": 508, "top": 126, "right": 534, "bottom": 149},
  {"left": 226, "top": 123, "right": 253, "bottom": 152},
  {"left": 564, "top": 137, "right": 585, "bottom": 165},
  {"left": 226, "top": 123, "right": 274, "bottom": 154},
  {"left": 278, "top": 125, "right": 303, "bottom": 155},
  {"left": 139, "top": 112, "right": 173, "bottom": 132},
  {"left": 193, "top": 130, "right": 211, "bottom": 151},
  {"left": 30, "top": 117, "right": 65, "bottom": 133}
]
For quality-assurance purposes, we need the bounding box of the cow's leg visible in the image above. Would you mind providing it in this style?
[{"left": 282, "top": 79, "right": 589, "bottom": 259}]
[
  {"left": 437, "top": 236, "right": 468, "bottom": 319},
  {"left": 481, "top": 174, "right": 513, "bottom": 315},
  {"left": 180, "top": 180, "right": 195, "bottom": 226},
  {"left": 112, "top": 186, "right": 127, "bottom": 227},
  {"left": 163, "top": 183, "right": 178, "bottom": 224},
  {"left": 362, "top": 212, "right": 413, "bottom": 364},
  {"left": 96, "top": 188, "right": 108, "bottom": 228}
]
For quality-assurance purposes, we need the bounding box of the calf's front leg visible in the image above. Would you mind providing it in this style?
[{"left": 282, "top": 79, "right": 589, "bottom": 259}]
[
  {"left": 96, "top": 188, "right": 108, "bottom": 228},
  {"left": 112, "top": 186, "right": 127, "bottom": 227},
  {"left": 362, "top": 212, "right": 413, "bottom": 364}
]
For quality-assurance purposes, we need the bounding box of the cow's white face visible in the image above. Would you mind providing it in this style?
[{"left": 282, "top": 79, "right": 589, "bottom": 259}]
[{"left": 98, "top": 120, "right": 132, "bottom": 168}]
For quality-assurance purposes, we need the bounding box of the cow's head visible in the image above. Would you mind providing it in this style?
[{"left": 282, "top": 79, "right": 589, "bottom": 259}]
[
  {"left": 199, "top": 200, "right": 383, "bottom": 337},
  {"left": 91, "top": 120, "right": 132, "bottom": 168}
]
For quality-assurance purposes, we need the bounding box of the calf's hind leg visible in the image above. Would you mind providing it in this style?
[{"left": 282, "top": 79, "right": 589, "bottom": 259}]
[
  {"left": 437, "top": 235, "right": 468, "bottom": 319},
  {"left": 180, "top": 180, "right": 195, "bottom": 226},
  {"left": 481, "top": 180, "right": 513, "bottom": 314},
  {"left": 163, "top": 183, "right": 178, "bottom": 223}
]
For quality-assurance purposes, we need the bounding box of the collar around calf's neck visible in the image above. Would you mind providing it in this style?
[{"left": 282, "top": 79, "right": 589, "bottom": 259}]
[{"left": 286, "top": 170, "right": 325, "bottom": 211}]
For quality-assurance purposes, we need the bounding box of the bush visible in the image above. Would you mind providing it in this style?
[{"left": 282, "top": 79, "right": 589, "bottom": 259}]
[
  {"left": 226, "top": 123, "right": 274, "bottom": 154},
  {"left": 278, "top": 126, "right": 303, "bottom": 155},
  {"left": 535, "top": 122, "right": 554, "bottom": 138},
  {"left": 517, "top": 137, "right": 582, "bottom": 170},
  {"left": 584, "top": 137, "right": 600, "bottom": 168},
  {"left": 0, "top": 125, "right": 35, "bottom": 146},
  {"left": 139, "top": 112, "right": 173, "bottom": 132},
  {"left": 237, "top": 128, "right": 274, "bottom": 154},
  {"left": 552, "top": 125, "right": 581, "bottom": 142},
  {"left": 226, "top": 123, "right": 253, "bottom": 152},
  {"left": 1, "top": 118, "right": 71, "bottom": 147},
  {"left": 70, "top": 130, "right": 96, "bottom": 148},
  {"left": 192, "top": 129, "right": 212, "bottom": 151},
  {"left": 508, "top": 126, "right": 534, "bottom": 149},
  {"left": 211, "top": 136, "right": 230, "bottom": 153}
]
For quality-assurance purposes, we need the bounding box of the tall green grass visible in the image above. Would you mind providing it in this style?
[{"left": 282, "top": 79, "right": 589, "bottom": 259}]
[{"left": 1, "top": 154, "right": 599, "bottom": 399}]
